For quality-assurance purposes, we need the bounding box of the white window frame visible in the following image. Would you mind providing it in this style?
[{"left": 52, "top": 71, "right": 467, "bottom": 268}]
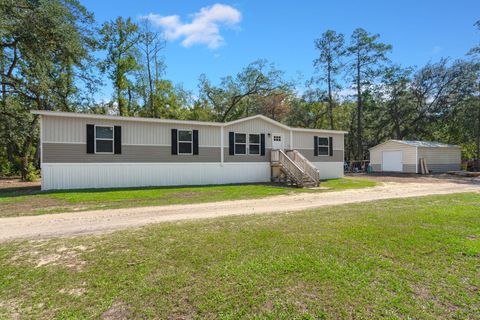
[
  {"left": 94, "top": 125, "right": 114, "bottom": 154},
  {"left": 317, "top": 136, "right": 330, "bottom": 157},
  {"left": 178, "top": 129, "right": 193, "bottom": 155},
  {"left": 248, "top": 133, "right": 261, "bottom": 155},
  {"left": 234, "top": 132, "right": 247, "bottom": 155}
]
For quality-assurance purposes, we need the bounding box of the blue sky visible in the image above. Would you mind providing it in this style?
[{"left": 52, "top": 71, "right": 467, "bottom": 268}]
[{"left": 82, "top": 0, "right": 480, "bottom": 100}]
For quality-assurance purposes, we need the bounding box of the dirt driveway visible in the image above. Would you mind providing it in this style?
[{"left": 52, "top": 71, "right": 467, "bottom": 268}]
[{"left": 0, "top": 180, "right": 478, "bottom": 242}]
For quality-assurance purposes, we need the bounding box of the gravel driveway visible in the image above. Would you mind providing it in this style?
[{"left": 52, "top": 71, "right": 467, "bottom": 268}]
[{"left": 1, "top": 180, "right": 478, "bottom": 242}]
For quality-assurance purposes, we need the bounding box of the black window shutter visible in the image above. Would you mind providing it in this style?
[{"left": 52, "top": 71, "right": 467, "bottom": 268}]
[
  {"left": 314, "top": 136, "right": 318, "bottom": 156},
  {"left": 193, "top": 130, "right": 199, "bottom": 155},
  {"left": 171, "top": 129, "right": 178, "bottom": 155},
  {"left": 229, "top": 132, "right": 234, "bottom": 155},
  {"left": 329, "top": 137, "right": 333, "bottom": 156},
  {"left": 260, "top": 134, "right": 265, "bottom": 156},
  {"left": 86, "top": 124, "right": 94, "bottom": 154},
  {"left": 114, "top": 126, "right": 122, "bottom": 154}
]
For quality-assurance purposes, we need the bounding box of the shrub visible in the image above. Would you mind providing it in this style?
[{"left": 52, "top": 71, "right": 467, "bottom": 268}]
[
  {"left": 0, "top": 161, "right": 13, "bottom": 177},
  {"left": 24, "top": 163, "right": 40, "bottom": 182}
]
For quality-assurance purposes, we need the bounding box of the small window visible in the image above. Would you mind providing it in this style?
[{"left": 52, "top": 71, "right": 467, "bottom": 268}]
[
  {"left": 318, "top": 137, "right": 329, "bottom": 156},
  {"left": 249, "top": 134, "right": 260, "bottom": 155},
  {"left": 178, "top": 130, "right": 193, "bottom": 155},
  {"left": 95, "top": 126, "right": 113, "bottom": 153},
  {"left": 273, "top": 135, "right": 282, "bottom": 142},
  {"left": 235, "top": 133, "right": 247, "bottom": 155}
]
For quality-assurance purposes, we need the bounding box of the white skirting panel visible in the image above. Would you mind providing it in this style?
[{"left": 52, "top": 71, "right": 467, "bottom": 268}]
[
  {"left": 312, "top": 162, "right": 344, "bottom": 180},
  {"left": 41, "top": 162, "right": 271, "bottom": 190}
]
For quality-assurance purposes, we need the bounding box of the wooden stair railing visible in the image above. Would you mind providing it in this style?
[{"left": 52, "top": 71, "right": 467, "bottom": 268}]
[
  {"left": 286, "top": 150, "right": 320, "bottom": 186},
  {"left": 271, "top": 149, "right": 319, "bottom": 187}
]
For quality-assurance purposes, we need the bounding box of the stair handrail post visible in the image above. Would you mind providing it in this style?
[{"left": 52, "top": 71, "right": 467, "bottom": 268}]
[
  {"left": 277, "top": 149, "right": 306, "bottom": 187},
  {"left": 292, "top": 150, "right": 320, "bottom": 185}
]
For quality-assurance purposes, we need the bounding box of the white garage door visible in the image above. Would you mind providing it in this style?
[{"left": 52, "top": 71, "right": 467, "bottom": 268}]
[{"left": 382, "top": 150, "right": 403, "bottom": 172}]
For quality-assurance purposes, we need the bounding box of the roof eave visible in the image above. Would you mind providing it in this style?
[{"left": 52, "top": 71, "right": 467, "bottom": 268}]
[
  {"left": 31, "top": 110, "right": 348, "bottom": 134},
  {"left": 31, "top": 110, "right": 224, "bottom": 127}
]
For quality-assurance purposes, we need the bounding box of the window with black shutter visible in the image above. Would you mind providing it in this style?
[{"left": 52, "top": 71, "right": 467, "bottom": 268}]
[
  {"left": 86, "top": 124, "right": 94, "bottom": 154},
  {"left": 178, "top": 130, "right": 193, "bottom": 155},
  {"left": 171, "top": 129, "right": 178, "bottom": 155},
  {"left": 260, "top": 134, "right": 265, "bottom": 156},
  {"left": 95, "top": 126, "right": 114, "bottom": 153},
  {"left": 234, "top": 133, "right": 247, "bottom": 155},
  {"left": 114, "top": 126, "right": 122, "bottom": 154},
  {"left": 229, "top": 132, "right": 235, "bottom": 155},
  {"left": 193, "top": 130, "right": 199, "bottom": 155},
  {"left": 248, "top": 134, "right": 260, "bottom": 155},
  {"left": 316, "top": 137, "right": 330, "bottom": 156}
]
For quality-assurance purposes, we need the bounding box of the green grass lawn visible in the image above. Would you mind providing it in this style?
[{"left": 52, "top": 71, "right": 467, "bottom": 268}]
[
  {"left": 0, "top": 178, "right": 376, "bottom": 218},
  {"left": 0, "top": 193, "right": 479, "bottom": 319}
]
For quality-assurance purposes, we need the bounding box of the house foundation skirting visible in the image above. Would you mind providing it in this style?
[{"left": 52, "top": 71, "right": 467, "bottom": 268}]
[
  {"left": 41, "top": 162, "right": 271, "bottom": 190},
  {"left": 41, "top": 161, "right": 345, "bottom": 190}
]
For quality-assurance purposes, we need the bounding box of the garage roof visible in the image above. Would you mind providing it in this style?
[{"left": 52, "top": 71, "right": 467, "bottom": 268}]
[
  {"left": 391, "top": 140, "right": 459, "bottom": 148},
  {"left": 369, "top": 139, "right": 460, "bottom": 150}
]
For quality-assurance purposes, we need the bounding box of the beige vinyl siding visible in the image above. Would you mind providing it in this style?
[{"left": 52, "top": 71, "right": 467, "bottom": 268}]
[
  {"left": 417, "top": 147, "right": 461, "bottom": 164},
  {"left": 43, "top": 144, "right": 221, "bottom": 163},
  {"left": 42, "top": 116, "right": 221, "bottom": 147},
  {"left": 41, "top": 114, "right": 347, "bottom": 165},
  {"left": 369, "top": 141, "right": 417, "bottom": 168},
  {"left": 292, "top": 131, "right": 344, "bottom": 151},
  {"left": 224, "top": 118, "right": 291, "bottom": 149},
  {"left": 418, "top": 147, "right": 461, "bottom": 172},
  {"left": 224, "top": 148, "right": 271, "bottom": 162},
  {"left": 294, "top": 149, "right": 343, "bottom": 162}
]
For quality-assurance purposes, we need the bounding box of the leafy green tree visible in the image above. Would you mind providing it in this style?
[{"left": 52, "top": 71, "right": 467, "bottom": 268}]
[
  {"left": 369, "top": 65, "right": 415, "bottom": 140},
  {"left": 252, "top": 90, "right": 291, "bottom": 121},
  {"left": 0, "top": 0, "right": 96, "bottom": 179},
  {"left": 466, "top": 20, "right": 480, "bottom": 168},
  {"left": 313, "top": 30, "right": 345, "bottom": 129},
  {"left": 286, "top": 90, "right": 328, "bottom": 129},
  {"left": 99, "top": 17, "right": 140, "bottom": 116},
  {"left": 199, "top": 60, "right": 290, "bottom": 122},
  {"left": 347, "top": 28, "right": 392, "bottom": 159},
  {"left": 409, "top": 59, "right": 477, "bottom": 138},
  {"left": 139, "top": 80, "right": 190, "bottom": 119},
  {"left": 137, "top": 19, "right": 166, "bottom": 115}
]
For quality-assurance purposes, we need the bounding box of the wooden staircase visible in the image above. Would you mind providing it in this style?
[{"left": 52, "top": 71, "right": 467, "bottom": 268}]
[{"left": 271, "top": 149, "right": 320, "bottom": 188}]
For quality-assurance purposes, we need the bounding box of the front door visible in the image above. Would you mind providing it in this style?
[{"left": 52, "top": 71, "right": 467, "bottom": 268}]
[{"left": 272, "top": 133, "right": 284, "bottom": 150}]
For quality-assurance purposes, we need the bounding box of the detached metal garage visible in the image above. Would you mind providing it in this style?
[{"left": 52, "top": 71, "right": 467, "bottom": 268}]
[{"left": 369, "top": 140, "right": 461, "bottom": 173}]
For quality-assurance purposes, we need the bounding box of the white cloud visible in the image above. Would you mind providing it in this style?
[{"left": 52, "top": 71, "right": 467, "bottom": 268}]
[{"left": 141, "top": 4, "right": 241, "bottom": 49}]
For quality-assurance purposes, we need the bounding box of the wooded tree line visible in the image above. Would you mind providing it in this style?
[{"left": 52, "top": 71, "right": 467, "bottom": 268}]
[{"left": 1, "top": 0, "right": 479, "bottom": 180}]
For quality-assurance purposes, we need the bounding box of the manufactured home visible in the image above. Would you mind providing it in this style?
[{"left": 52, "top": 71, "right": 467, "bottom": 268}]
[
  {"left": 369, "top": 140, "right": 461, "bottom": 173},
  {"left": 32, "top": 111, "right": 347, "bottom": 190}
]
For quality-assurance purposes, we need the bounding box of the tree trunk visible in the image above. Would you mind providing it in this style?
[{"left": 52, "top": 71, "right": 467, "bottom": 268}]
[
  {"left": 327, "top": 62, "right": 334, "bottom": 130},
  {"left": 117, "top": 84, "right": 124, "bottom": 116},
  {"left": 127, "top": 85, "right": 132, "bottom": 115},
  {"left": 19, "top": 117, "right": 38, "bottom": 181},
  {"left": 393, "top": 103, "right": 401, "bottom": 139},
  {"left": 146, "top": 46, "right": 155, "bottom": 116},
  {"left": 356, "top": 53, "right": 363, "bottom": 160},
  {"left": 34, "top": 139, "right": 41, "bottom": 169}
]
